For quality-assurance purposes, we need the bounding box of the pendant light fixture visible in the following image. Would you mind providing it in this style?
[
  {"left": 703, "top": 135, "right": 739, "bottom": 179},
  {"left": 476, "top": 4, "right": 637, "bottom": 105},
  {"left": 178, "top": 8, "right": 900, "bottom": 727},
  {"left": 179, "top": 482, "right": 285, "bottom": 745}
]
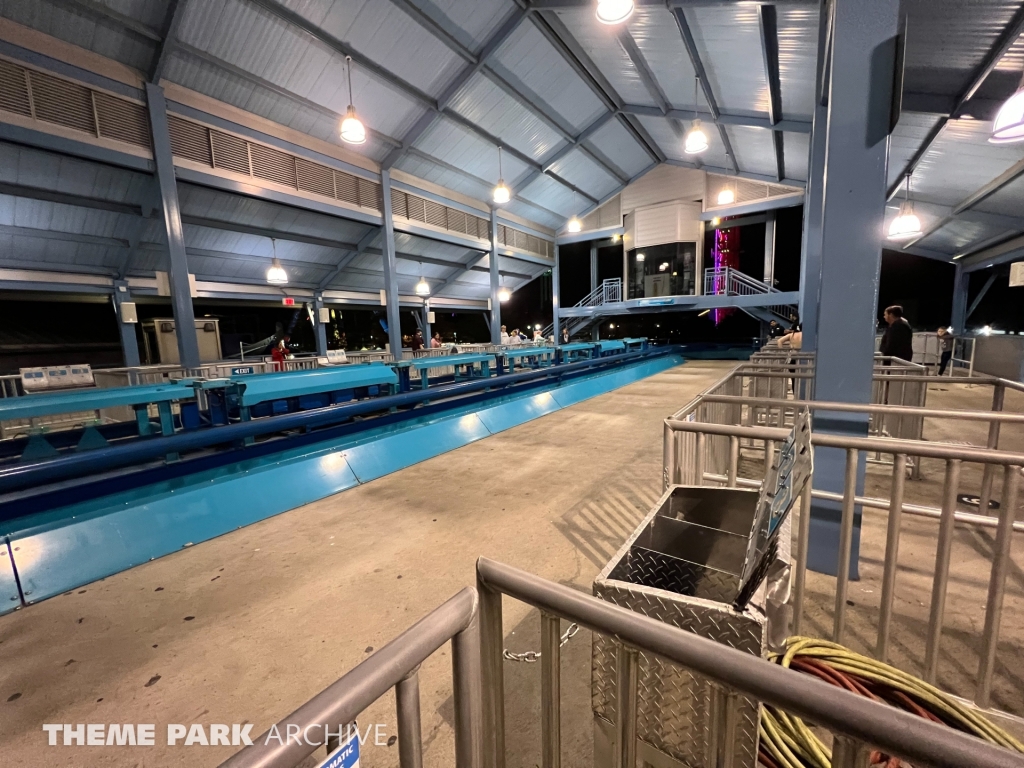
[
  {"left": 566, "top": 189, "right": 582, "bottom": 233},
  {"left": 266, "top": 238, "right": 288, "bottom": 285},
  {"left": 340, "top": 55, "right": 366, "bottom": 145},
  {"left": 717, "top": 180, "right": 735, "bottom": 205},
  {"left": 888, "top": 173, "right": 922, "bottom": 241},
  {"left": 498, "top": 285, "right": 511, "bottom": 302},
  {"left": 991, "top": 73, "right": 1024, "bottom": 144},
  {"left": 493, "top": 146, "right": 511, "bottom": 204},
  {"left": 684, "top": 76, "right": 709, "bottom": 155},
  {"left": 595, "top": 0, "right": 634, "bottom": 25},
  {"left": 414, "top": 262, "right": 430, "bottom": 297}
]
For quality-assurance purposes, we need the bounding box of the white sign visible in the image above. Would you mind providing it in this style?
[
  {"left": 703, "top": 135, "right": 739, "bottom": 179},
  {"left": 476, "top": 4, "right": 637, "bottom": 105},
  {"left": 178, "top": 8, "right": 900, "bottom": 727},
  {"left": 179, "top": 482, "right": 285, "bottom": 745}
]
[
  {"left": 1010, "top": 261, "right": 1024, "bottom": 287},
  {"left": 318, "top": 729, "right": 360, "bottom": 768}
]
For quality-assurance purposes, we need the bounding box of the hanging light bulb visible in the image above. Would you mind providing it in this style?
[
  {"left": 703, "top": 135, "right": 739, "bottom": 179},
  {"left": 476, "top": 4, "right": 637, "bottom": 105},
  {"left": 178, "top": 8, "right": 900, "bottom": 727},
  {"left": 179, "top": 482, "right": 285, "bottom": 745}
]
[
  {"left": 340, "top": 56, "right": 366, "bottom": 145},
  {"left": 717, "top": 186, "right": 735, "bottom": 205},
  {"left": 887, "top": 173, "right": 922, "bottom": 241},
  {"left": 684, "top": 77, "right": 709, "bottom": 155},
  {"left": 266, "top": 239, "right": 288, "bottom": 285},
  {"left": 636, "top": 252, "right": 645, "bottom": 262},
  {"left": 566, "top": 190, "right": 582, "bottom": 232},
  {"left": 596, "top": 0, "right": 634, "bottom": 25},
  {"left": 990, "top": 74, "right": 1024, "bottom": 144},
  {"left": 415, "top": 276, "right": 430, "bottom": 296},
  {"left": 493, "top": 146, "right": 511, "bottom": 204},
  {"left": 498, "top": 286, "right": 511, "bottom": 302}
]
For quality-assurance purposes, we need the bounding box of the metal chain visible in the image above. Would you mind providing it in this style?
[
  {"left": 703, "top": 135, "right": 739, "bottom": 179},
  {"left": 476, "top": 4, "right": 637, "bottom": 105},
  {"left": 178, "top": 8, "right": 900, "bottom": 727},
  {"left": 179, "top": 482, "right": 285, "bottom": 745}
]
[{"left": 502, "top": 622, "right": 580, "bottom": 662}]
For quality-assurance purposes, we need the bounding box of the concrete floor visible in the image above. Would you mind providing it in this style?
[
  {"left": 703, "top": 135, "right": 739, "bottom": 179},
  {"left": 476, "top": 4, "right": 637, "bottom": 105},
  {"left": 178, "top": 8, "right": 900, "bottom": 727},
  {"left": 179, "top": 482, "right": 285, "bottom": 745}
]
[{"left": 0, "top": 360, "right": 734, "bottom": 768}]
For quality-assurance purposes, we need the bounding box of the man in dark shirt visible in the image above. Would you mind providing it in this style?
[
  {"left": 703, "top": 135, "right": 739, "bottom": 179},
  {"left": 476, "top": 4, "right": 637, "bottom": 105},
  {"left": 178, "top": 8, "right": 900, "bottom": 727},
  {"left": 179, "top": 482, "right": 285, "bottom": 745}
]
[{"left": 879, "top": 305, "right": 914, "bottom": 362}]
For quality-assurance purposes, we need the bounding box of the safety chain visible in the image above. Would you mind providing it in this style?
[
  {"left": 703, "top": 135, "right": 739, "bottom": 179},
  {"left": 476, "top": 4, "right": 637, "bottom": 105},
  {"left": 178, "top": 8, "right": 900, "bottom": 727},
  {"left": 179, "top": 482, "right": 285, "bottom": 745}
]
[{"left": 502, "top": 622, "right": 580, "bottom": 662}]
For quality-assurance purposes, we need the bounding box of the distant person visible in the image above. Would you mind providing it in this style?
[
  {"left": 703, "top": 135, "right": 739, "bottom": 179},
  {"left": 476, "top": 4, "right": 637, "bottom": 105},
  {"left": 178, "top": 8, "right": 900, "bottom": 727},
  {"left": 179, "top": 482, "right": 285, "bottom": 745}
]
[
  {"left": 271, "top": 337, "right": 288, "bottom": 370},
  {"left": 937, "top": 327, "right": 954, "bottom": 375},
  {"left": 533, "top": 328, "right": 543, "bottom": 342},
  {"left": 431, "top": 332, "right": 442, "bottom": 349},
  {"left": 411, "top": 329, "right": 425, "bottom": 351},
  {"left": 768, "top": 320, "right": 785, "bottom": 339},
  {"left": 500, "top": 325, "right": 510, "bottom": 345},
  {"left": 562, "top": 326, "right": 570, "bottom": 344},
  {"left": 879, "top": 305, "right": 914, "bottom": 362},
  {"left": 788, "top": 312, "right": 801, "bottom": 332}
]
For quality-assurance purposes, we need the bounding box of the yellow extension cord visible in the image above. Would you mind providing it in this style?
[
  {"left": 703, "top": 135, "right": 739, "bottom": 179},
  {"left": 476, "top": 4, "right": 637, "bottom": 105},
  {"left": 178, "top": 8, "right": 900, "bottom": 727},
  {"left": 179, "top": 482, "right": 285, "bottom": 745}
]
[{"left": 758, "top": 637, "right": 1024, "bottom": 768}]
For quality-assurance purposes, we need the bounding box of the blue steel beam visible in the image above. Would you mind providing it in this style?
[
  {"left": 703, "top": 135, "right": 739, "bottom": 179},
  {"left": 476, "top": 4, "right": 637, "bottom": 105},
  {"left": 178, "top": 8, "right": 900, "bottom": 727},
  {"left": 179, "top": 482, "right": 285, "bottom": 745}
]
[
  {"left": 797, "top": 0, "right": 831, "bottom": 351},
  {"left": 490, "top": 208, "right": 501, "bottom": 344},
  {"left": 810, "top": 0, "right": 901, "bottom": 579},
  {"left": 619, "top": 105, "right": 811, "bottom": 133},
  {"left": 318, "top": 227, "right": 380, "bottom": 290},
  {"left": 966, "top": 272, "right": 998, "bottom": 320},
  {"left": 149, "top": 0, "right": 187, "bottom": 82},
  {"left": 552, "top": 243, "right": 561, "bottom": 342},
  {"left": 313, "top": 291, "right": 328, "bottom": 355},
  {"left": 380, "top": 171, "right": 405, "bottom": 356},
  {"left": 758, "top": 4, "right": 785, "bottom": 181},
  {"left": 671, "top": 7, "right": 739, "bottom": 174},
  {"left": 959, "top": 232, "right": 1024, "bottom": 273},
  {"left": 146, "top": 82, "right": 201, "bottom": 369},
  {"left": 950, "top": 265, "right": 968, "bottom": 334}
]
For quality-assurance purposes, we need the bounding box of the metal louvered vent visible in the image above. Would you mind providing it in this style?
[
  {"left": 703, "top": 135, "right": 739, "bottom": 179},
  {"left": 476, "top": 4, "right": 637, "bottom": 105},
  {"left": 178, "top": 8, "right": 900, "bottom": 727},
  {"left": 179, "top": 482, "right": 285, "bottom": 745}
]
[
  {"left": 706, "top": 173, "right": 801, "bottom": 210},
  {"left": 0, "top": 57, "right": 152, "bottom": 150},
  {"left": 165, "top": 115, "right": 384, "bottom": 213}
]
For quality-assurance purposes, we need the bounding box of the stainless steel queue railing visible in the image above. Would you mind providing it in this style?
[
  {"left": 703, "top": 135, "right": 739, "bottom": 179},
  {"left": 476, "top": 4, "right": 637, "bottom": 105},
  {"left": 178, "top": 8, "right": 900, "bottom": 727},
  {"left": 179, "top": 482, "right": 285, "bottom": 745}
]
[{"left": 219, "top": 560, "right": 1024, "bottom": 768}]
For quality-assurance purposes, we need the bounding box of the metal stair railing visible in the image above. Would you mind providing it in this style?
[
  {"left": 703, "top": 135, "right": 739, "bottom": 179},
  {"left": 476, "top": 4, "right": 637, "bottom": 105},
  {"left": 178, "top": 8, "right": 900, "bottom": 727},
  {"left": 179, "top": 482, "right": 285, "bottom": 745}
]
[
  {"left": 703, "top": 267, "right": 796, "bottom": 321},
  {"left": 543, "top": 278, "right": 621, "bottom": 338},
  {"left": 218, "top": 558, "right": 1024, "bottom": 768}
]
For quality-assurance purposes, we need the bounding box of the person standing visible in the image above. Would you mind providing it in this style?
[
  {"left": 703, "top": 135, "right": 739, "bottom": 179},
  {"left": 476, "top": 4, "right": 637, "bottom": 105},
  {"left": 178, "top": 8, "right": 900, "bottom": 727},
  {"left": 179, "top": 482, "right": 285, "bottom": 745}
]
[
  {"left": 410, "top": 329, "right": 425, "bottom": 351},
  {"left": 879, "top": 305, "right": 914, "bottom": 362},
  {"left": 500, "top": 325, "right": 510, "bottom": 345},
  {"left": 561, "top": 326, "right": 570, "bottom": 344},
  {"left": 431, "top": 332, "right": 442, "bottom": 349},
  {"left": 937, "top": 327, "right": 954, "bottom": 375}
]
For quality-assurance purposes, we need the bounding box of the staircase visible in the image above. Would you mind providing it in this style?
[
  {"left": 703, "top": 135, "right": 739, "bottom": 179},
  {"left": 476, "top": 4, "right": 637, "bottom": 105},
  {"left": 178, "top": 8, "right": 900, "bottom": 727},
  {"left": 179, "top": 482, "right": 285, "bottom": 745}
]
[
  {"left": 702, "top": 267, "right": 797, "bottom": 324},
  {"left": 544, "top": 278, "right": 621, "bottom": 339}
]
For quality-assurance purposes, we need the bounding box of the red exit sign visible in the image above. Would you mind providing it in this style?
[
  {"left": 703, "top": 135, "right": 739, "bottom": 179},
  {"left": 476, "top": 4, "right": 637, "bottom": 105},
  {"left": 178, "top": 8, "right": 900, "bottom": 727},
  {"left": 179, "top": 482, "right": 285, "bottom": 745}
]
[{"left": 282, "top": 297, "right": 295, "bottom": 306}]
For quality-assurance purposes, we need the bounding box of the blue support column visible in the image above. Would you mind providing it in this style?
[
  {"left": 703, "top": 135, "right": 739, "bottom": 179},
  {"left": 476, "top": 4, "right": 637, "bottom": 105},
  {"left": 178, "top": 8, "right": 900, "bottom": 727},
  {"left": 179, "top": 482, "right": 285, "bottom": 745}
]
[
  {"left": 552, "top": 244, "right": 561, "bottom": 343},
  {"left": 379, "top": 170, "right": 404, "bottom": 358},
  {"left": 112, "top": 280, "right": 140, "bottom": 368},
  {"left": 489, "top": 209, "right": 501, "bottom": 345},
  {"left": 797, "top": 0, "right": 831, "bottom": 350},
  {"left": 422, "top": 302, "right": 432, "bottom": 345},
  {"left": 809, "top": 0, "right": 900, "bottom": 578},
  {"left": 145, "top": 82, "right": 200, "bottom": 370},
  {"left": 950, "top": 264, "right": 968, "bottom": 334},
  {"left": 313, "top": 291, "right": 328, "bottom": 356},
  {"left": 591, "top": 245, "right": 599, "bottom": 341}
]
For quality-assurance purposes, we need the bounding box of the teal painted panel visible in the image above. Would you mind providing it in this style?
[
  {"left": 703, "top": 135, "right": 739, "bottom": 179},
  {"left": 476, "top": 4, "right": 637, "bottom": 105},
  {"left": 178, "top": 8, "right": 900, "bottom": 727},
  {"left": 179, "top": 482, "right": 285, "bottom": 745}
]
[
  {"left": 343, "top": 413, "right": 490, "bottom": 484},
  {"left": 475, "top": 391, "right": 561, "bottom": 434},
  {"left": 12, "top": 450, "right": 359, "bottom": 604},
  {"left": 0, "top": 543, "right": 21, "bottom": 615}
]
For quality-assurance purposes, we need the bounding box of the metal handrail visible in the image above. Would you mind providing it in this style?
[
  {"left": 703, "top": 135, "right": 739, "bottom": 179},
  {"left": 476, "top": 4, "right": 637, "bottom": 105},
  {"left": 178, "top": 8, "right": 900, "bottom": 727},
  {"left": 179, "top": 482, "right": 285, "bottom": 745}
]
[
  {"left": 219, "top": 561, "right": 1024, "bottom": 768},
  {"left": 219, "top": 588, "right": 480, "bottom": 768},
  {"left": 476, "top": 558, "right": 1024, "bottom": 768}
]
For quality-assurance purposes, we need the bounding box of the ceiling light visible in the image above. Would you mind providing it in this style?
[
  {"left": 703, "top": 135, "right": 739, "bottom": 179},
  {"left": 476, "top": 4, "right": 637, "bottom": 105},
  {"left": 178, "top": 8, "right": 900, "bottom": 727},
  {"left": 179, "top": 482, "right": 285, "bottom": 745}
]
[
  {"left": 340, "top": 56, "right": 366, "bottom": 145},
  {"left": 991, "top": 82, "right": 1024, "bottom": 144},
  {"left": 266, "top": 239, "right": 288, "bottom": 285},
  {"left": 493, "top": 146, "right": 510, "bottom": 204},
  {"left": 498, "top": 286, "right": 511, "bottom": 302},
  {"left": 636, "top": 252, "right": 645, "bottom": 262},
  {"left": 659, "top": 262, "right": 669, "bottom": 272},
  {"left": 596, "top": 0, "right": 634, "bottom": 25},
  {"left": 712, "top": 217, "right": 721, "bottom": 226},
  {"left": 887, "top": 173, "right": 922, "bottom": 241},
  {"left": 685, "top": 120, "right": 709, "bottom": 154},
  {"left": 717, "top": 187, "right": 735, "bottom": 205},
  {"left": 415, "top": 276, "right": 430, "bottom": 296},
  {"left": 684, "top": 77, "right": 708, "bottom": 155}
]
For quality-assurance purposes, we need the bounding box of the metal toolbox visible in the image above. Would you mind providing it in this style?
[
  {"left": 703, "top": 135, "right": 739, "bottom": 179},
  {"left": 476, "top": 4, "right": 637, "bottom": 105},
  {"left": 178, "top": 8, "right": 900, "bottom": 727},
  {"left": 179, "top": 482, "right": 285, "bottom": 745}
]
[{"left": 592, "top": 410, "right": 811, "bottom": 768}]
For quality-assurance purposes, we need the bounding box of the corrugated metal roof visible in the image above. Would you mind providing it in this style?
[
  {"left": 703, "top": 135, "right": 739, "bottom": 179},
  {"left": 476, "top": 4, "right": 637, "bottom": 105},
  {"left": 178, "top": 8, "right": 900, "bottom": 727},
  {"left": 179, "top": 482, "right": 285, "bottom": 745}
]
[
  {"left": 446, "top": 73, "right": 565, "bottom": 161},
  {"left": 723, "top": 126, "right": 777, "bottom": 180},
  {"left": 684, "top": 5, "right": 769, "bottom": 117},
  {"left": 886, "top": 113, "right": 946, "bottom": 191},
  {"left": 412, "top": 114, "right": 533, "bottom": 184},
  {"left": 553, "top": 8, "right": 654, "bottom": 107},
  {"left": 776, "top": 5, "right": 818, "bottom": 120},
  {"left": 545, "top": 147, "right": 621, "bottom": 201},
  {"left": 626, "top": 7, "right": 697, "bottom": 107},
  {"left": 782, "top": 131, "right": 809, "bottom": 182},
  {"left": 491, "top": 20, "right": 606, "bottom": 134},
  {"left": 585, "top": 119, "right": 653, "bottom": 179},
  {"left": 636, "top": 114, "right": 731, "bottom": 170},
  {"left": 971, "top": 173, "right": 1024, "bottom": 219},
  {"left": 423, "top": 0, "right": 511, "bottom": 51},
  {"left": 910, "top": 118, "right": 1024, "bottom": 206},
  {"left": 912, "top": 216, "right": 1005, "bottom": 253}
]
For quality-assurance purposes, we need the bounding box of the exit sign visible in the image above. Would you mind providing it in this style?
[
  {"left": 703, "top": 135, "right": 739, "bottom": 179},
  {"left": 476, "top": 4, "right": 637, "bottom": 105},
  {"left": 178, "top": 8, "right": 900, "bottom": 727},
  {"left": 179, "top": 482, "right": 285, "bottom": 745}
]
[{"left": 282, "top": 297, "right": 296, "bottom": 306}]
